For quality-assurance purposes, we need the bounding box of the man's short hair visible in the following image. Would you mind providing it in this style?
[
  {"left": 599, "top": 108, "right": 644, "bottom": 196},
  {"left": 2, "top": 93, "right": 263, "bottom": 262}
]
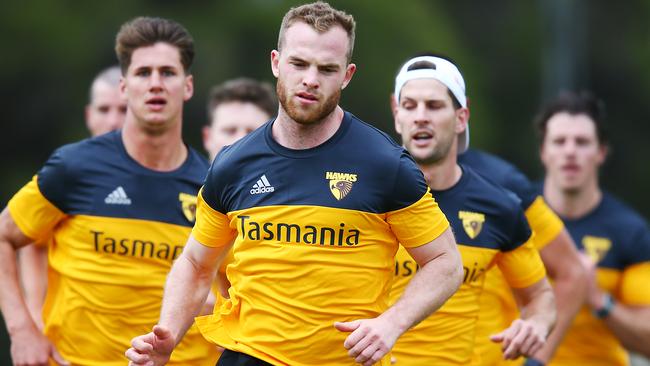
[
  {"left": 89, "top": 66, "right": 122, "bottom": 102},
  {"left": 207, "top": 78, "right": 277, "bottom": 122},
  {"left": 534, "top": 90, "right": 608, "bottom": 146},
  {"left": 115, "top": 16, "right": 194, "bottom": 74},
  {"left": 278, "top": 1, "right": 356, "bottom": 63}
]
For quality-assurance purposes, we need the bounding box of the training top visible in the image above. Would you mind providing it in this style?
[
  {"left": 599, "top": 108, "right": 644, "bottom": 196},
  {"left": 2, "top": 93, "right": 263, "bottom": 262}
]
[
  {"left": 540, "top": 189, "right": 650, "bottom": 366},
  {"left": 192, "top": 111, "right": 450, "bottom": 366},
  {"left": 8, "top": 131, "right": 219, "bottom": 366},
  {"left": 459, "top": 148, "right": 564, "bottom": 365},
  {"left": 389, "top": 165, "right": 546, "bottom": 365}
]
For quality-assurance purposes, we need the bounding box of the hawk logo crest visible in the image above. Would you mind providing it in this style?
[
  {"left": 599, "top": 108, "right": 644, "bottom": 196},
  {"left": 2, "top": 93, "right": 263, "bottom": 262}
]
[
  {"left": 178, "top": 192, "right": 197, "bottom": 223},
  {"left": 326, "top": 171, "right": 357, "bottom": 201},
  {"left": 582, "top": 235, "right": 612, "bottom": 263},
  {"left": 459, "top": 211, "right": 485, "bottom": 239}
]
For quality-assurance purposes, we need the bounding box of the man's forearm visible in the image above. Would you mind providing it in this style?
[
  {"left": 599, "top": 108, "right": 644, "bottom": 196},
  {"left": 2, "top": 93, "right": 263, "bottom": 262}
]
[
  {"left": 520, "top": 282, "right": 556, "bottom": 338},
  {"left": 0, "top": 240, "right": 38, "bottom": 335},
  {"left": 533, "top": 262, "right": 586, "bottom": 362},
  {"left": 382, "top": 247, "right": 462, "bottom": 334},
  {"left": 603, "top": 304, "right": 650, "bottom": 357},
  {"left": 158, "top": 254, "right": 216, "bottom": 343}
]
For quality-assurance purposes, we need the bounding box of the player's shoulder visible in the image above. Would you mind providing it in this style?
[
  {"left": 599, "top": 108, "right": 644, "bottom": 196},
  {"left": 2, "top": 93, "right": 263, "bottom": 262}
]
[
  {"left": 345, "top": 111, "right": 404, "bottom": 155},
  {"left": 462, "top": 165, "right": 523, "bottom": 214},
  {"left": 600, "top": 191, "right": 648, "bottom": 231}
]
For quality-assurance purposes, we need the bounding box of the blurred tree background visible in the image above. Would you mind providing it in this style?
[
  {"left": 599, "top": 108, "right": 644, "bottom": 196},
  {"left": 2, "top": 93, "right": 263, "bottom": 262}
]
[{"left": 0, "top": 0, "right": 648, "bottom": 362}]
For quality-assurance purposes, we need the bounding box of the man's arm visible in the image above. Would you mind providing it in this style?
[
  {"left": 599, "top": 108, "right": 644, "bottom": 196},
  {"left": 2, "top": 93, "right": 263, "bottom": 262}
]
[
  {"left": 0, "top": 208, "right": 68, "bottom": 366},
  {"left": 335, "top": 227, "right": 462, "bottom": 366},
  {"left": 18, "top": 243, "right": 49, "bottom": 330},
  {"left": 491, "top": 278, "right": 556, "bottom": 360},
  {"left": 531, "top": 228, "right": 587, "bottom": 363},
  {"left": 125, "top": 236, "right": 232, "bottom": 366},
  {"left": 582, "top": 255, "right": 650, "bottom": 357}
]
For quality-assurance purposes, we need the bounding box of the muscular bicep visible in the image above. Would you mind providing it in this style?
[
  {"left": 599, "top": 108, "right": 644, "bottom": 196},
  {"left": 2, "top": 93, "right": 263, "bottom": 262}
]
[
  {"left": 404, "top": 227, "right": 458, "bottom": 267},
  {"left": 0, "top": 207, "right": 34, "bottom": 250}
]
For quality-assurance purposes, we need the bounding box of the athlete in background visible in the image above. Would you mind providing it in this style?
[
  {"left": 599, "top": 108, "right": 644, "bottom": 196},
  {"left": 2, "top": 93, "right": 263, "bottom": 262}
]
[
  {"left": 0, "top": 17, "right": 219, "bottom": 365},
  {"left": 389, "top": 54, "right": 556, "bottom": 365},
  {"left": 536, "top": 91, "right": 650, "bottom": 366}
]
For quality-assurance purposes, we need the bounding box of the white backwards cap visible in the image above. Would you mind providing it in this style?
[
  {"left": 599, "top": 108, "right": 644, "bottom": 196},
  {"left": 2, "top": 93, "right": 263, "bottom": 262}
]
[{"left": 394, "top": 55, "right": 469, "bottom": 153}]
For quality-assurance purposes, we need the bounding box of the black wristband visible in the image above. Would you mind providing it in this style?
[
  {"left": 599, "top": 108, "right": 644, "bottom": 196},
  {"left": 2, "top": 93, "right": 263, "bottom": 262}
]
[
  {"left": 524, "top": 358, "right": 545, "bottom": 366},
  {"left": 593, "top": 293, "right": 615, "bottom": 319}
]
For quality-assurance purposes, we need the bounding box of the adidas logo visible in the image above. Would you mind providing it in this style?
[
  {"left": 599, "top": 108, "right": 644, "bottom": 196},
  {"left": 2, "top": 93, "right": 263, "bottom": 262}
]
[
  {"left": 250, "top": 175, "right": 275, "bottom": 195},
  {"left": 104, "top": 186, "right": 132, "bottom": 205}
]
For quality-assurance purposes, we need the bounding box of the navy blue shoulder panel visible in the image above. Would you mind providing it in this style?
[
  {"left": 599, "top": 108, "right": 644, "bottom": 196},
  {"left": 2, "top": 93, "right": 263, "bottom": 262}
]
[
  {"left": 202, "top": 112, "right": 428, "bottom": 214},
  {"left": 459, "top": 148, "right": 537, "bottom": 209},
  {"left": 37, "top": 131, "right": 208, "bottom": 227},
  {"left": 435, "top": 165, "right": 532, "bottom": 251}
]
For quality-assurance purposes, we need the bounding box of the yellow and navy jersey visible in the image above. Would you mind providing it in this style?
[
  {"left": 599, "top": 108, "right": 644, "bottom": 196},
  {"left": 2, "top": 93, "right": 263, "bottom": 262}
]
[
  {"left": 8, "top": 131, "right": 219, "bottom": 366},
  {"left": 540, "top": 190, "right": 650, "bottom": 366},
  {"left": 460, "top": 148, "right": 564, "bottom": 366},
  {"left": 389, "top": 165, "right": 546, "bottom": 366},
  {"left": 191, "top": 111, "right": 450, "bottom": 366}
]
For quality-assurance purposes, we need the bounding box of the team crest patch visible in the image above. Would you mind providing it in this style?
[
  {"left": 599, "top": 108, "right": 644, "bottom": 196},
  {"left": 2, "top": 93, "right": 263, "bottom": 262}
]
[
  {"left": 178, "top": 192, "right": 197, "bottom": 223},
  {"left": 326, "top": 171, "right": 357, "bottom": 200},
  {"left": 582, "top": 235, "right": 612, "bottom": 263},
  {"left": 459, "top": 211, "right": 485, "bottom": 239}
]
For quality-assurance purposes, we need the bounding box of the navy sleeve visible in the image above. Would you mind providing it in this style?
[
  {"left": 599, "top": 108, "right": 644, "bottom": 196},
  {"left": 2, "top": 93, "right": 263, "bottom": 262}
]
[
  {"left": 386, "top": 150, "right": 430, "bottom": 211},
  {"left": 502, "top": 205, "right": 534, "bottom": 252},
  {"left": 200, "top": 146, "right": 233, "bottom": 214},
  {"left": 36, "top": 146, "right": 72, "bottom": 212}
]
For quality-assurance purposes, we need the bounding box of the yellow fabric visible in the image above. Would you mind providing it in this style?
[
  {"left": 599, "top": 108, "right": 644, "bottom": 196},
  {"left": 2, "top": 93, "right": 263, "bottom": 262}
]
[
  {"left": 8, "top": 181, "right": 219, "bottom": 366},
  {"left": 550, "top": 265, "right": 649, "bottom": 366},
  {"left": 390, "top": 239, "right": 545, "bottom": 366},
  {"left": 195, "top": 190, "right": 449, "bottom": 366},
  {"left": 472, "top": 197, "right": 563, "bottom": 366},
  {"left": 525, "top": 196, "right": 564, "bottom": 250}
]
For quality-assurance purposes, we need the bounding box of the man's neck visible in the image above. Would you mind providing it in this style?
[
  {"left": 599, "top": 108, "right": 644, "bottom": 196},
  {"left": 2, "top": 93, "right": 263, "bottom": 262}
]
[
  {"left": 419, "top": 155, "right": 462, "bottom": 191},
  {"left": 272, "top": 106, "right": 344, "bottom": 150},
  {"left": 121, "top": 119, "right": 187, "bottom": 172},
  {"left": 544, "top": 177, "right": 602, "bottom": 219}
]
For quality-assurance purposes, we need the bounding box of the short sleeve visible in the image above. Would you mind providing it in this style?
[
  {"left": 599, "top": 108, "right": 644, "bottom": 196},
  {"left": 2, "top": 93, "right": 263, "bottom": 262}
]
[
  {"left": 387, "top": 188, "right": 449, "bottom": 248},
  {"left": 497, "top": 239, "right": 547, "bottom": 289},
  {"left": 525, "top": 196, "right": 564, "bottom": 250},
  {"left": 191, "top": 189, "right": 236, "bottom": 248},
  {"left": 8, "top": 176, "right": 65, "bottom": 241},
  {"left": 386, "top": 151, "right": 431, "bottom": 211},
  {"left": 618, "top": 227, "right": 650, "bottom": 304}
]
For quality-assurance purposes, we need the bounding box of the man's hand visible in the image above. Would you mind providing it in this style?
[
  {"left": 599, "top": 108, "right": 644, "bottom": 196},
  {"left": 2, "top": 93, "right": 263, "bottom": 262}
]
[
  {"left": 490, "top": 318, "right": 547, "bottom": 360},
  {"left": 335, "top": 317, "right": 400, "bottom": 366},
  {"left": 125, "top": 325, "right": 176, "bottom": 366},
  {"left": 10, "top": 326, "right": 69, "bottom": 366}
]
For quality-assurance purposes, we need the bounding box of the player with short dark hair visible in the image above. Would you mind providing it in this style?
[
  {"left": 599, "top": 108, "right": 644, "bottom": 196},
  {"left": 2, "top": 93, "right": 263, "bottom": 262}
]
[
  {"left": 126, "top": 3, "right": 463, "bottom": 366},
  {"left": 0, "top": 16, "right": 219, "bottom": 366},
  {"left": 202, "top": 78, "right": 277, "bottom": 160},
  {"left": 536, "top": 91, "right": 650, "bottom": 365},
  {"left": 389, "top": 54, "right": 556, "bottom": 365}
]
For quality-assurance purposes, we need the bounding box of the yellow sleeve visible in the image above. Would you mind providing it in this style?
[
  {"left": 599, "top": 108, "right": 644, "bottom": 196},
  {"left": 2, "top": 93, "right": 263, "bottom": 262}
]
[
  {"left": 618, "top": 262, "right": 650, "bottom": 305},
  {"left": 497, "top": 239, "right": 547, "bottom": 289},
  {"left": 8, "top": 176, "right": 65, "bottom": 242},
  {"left": 190, "top": 189, "right": 236, "bottom": 248},
  {"left": 386, "top": 188, "right": 449, "bottom": 248},
  {"left": 525, "top": 196, "right": 564, "bottom": 250}
]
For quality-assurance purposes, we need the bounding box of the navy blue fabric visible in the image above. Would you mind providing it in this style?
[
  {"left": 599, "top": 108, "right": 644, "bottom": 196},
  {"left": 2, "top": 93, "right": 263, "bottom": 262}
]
[
  {"left": 36, "top": 130, "right": 209, "bottom": 227},
  {"left": 533, "top": 184, "right": 650, "bottom": 270},
  {"left": 434, "top": 165, "right": 532, "bottom": 251},
  {"left": 202, "top": 111, "right": 429, "bottom": 214},
  {"left": 458, "top": 148, "right": 537, "bottom": 209}
]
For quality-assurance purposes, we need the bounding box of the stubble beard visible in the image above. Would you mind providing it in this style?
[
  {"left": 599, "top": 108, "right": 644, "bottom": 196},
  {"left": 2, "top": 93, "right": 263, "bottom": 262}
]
[{"left": 277, "top": 78, "right": 340, "bottom": 125}]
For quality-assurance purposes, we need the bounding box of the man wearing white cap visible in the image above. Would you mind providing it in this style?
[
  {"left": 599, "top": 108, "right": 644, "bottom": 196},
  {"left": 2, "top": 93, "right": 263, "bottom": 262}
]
[{"left": 389, "top": 54, "right": 557, "bottom": 365}]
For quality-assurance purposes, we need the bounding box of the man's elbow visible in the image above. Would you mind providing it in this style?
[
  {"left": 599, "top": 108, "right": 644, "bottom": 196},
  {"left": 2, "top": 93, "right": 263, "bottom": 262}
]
[{"left": 448, "top": 247, "right": 463, "bottom": 293}]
